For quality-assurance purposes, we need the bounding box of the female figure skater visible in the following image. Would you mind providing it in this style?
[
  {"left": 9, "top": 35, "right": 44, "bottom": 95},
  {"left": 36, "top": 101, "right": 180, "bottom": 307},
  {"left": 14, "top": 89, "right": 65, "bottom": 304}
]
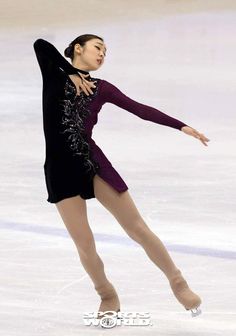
[{"left": 33, "top": 34, "right": 209, "bottom": 318}]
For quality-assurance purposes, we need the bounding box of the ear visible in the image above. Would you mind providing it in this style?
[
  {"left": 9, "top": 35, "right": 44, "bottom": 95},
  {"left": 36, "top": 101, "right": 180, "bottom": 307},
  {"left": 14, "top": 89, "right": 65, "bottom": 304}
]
[{"left": 74, "top": 43, "right": 83, "bottom": 54}]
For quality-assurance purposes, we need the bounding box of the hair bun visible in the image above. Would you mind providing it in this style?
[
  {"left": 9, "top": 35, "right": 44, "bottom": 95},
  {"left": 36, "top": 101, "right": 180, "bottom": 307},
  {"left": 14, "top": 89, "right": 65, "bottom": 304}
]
[{"left": 64, "top": 45, "right": 73, "bottom": 58}]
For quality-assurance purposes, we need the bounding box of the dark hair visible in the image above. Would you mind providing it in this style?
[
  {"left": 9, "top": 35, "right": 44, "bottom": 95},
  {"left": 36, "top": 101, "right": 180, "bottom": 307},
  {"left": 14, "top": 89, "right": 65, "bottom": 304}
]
[{"left": 64, "top": 34, "right": 104, "bottom": 61}]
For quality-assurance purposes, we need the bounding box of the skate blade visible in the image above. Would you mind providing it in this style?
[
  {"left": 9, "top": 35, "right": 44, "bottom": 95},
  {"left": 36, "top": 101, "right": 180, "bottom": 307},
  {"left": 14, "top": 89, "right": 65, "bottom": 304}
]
[{"left": 186, "top": 306, "right": 202, "bottom": 317}]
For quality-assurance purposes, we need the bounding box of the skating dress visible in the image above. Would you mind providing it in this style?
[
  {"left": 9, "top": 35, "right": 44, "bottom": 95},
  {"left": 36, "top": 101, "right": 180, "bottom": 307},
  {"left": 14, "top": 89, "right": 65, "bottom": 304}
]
[{"left": 33, "top": 39, "right": 188, "bottom": 203}]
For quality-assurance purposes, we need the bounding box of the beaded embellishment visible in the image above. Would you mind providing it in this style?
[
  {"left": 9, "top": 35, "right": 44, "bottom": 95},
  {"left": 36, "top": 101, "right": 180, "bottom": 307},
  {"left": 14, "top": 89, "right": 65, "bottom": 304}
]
[{"left": 60, "top": 77, "right": 100, "bottom": 174}]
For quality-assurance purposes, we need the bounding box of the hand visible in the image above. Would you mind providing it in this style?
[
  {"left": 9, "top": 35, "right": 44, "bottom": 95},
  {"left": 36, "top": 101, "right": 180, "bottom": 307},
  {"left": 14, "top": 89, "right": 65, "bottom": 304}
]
[
  {"left": 181, "top": 126, "right": 210, "bottom": 146},
  {"left": 68, "top": 73, "right": 97, "bottom": 96}
]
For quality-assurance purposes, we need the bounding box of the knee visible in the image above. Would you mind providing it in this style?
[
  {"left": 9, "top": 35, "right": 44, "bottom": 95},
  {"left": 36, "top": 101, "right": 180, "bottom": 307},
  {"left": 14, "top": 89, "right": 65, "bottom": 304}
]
[{"left": 125, "top": 217, "right": 150, "bottom": 243}]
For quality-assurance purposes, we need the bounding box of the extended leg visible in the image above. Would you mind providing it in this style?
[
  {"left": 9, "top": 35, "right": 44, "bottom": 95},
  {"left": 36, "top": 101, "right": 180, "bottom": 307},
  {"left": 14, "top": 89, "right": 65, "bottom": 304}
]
[
  {"left": 94, "top": 175, "right": 202, "bottom": 314},
  {"left": 94, "top": 175, "right": 179, "bottom": 279}
]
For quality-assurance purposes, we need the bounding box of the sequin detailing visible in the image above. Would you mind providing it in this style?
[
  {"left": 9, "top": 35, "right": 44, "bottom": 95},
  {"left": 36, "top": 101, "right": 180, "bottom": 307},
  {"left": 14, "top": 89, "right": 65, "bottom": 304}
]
[{"left": 60, "top": 77, "right": 100, "bottom": 174}]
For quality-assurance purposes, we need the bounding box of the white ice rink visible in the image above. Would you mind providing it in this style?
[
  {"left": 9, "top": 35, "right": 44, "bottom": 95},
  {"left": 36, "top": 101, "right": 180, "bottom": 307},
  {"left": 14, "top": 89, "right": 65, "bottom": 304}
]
[{"left": 0, "top": 1, "right": 236, "bottom": 335}]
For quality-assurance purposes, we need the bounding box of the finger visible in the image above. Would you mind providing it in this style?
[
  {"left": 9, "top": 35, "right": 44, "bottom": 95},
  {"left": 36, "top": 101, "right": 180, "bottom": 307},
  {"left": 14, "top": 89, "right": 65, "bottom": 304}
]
[
  {"left": 194, "top": 131, "right": 210, "bottom": 141},
  {"left": 197, "top": 135, "right": 205, "bottom": 145},
  {"left": 81, "top": 82, "right": 95, "bottom": 95},
  {"left": 198, "top": 136, "right": 205, "bottom": 144},
  {"left": 188, "top": 129, "right": 209, "bottom": 146},
  {"left": 196, "top": 133, "right": 206, "bottom": 142},
  {"left": 194, "top": 132, "right": 206, "bottom": 144},
  {"left": 83, "top": 79, "right": 97, "bottom": 88},
  {"left": 82, "top": 84, "right": 93, "bottom": 95},
  {"left": 80, "top": 83, "right": 92, "bottom": 96},
  {"left": 202, "top": 135, "right": 210, "bottom": 141},
  {"left": 200, "top": 135, "right": 209, "bottom": 146},
  {"left": 81, "top": 86, "right": 90, "bottom": 96},
  {"left": 83, "top": 80, "right": 96, "bottom": 89},
  {"left": 199, "top": 134, "right": 210, "bottom": 143},
  {"left": 90, "top": 80, "right": 97, "bottom": 87}
]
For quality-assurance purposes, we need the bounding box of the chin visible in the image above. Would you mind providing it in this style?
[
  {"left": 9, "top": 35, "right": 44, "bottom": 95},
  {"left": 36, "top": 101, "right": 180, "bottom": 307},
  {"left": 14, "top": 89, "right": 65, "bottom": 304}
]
[{"left": 95, "top": 63, "right": 102, "bottom": 70}]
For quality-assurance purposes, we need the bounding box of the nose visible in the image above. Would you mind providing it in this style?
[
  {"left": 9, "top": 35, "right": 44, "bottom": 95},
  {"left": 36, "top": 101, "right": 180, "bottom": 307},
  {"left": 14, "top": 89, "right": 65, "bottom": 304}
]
[{"left": 99, "top": 50, "right": 105, "bottom": 58}]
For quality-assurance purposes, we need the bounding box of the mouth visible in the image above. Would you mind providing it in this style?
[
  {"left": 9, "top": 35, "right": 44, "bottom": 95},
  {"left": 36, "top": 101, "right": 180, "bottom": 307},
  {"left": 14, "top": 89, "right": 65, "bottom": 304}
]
[{"left": 97, "top": 59, "right": 102, "bottom": 65}]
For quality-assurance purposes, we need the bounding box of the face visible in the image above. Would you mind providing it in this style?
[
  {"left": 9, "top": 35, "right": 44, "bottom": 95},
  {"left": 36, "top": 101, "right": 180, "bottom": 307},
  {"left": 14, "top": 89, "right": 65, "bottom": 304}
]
[{"left": 74, "top": 38, "right": 107, "bottom": 71}]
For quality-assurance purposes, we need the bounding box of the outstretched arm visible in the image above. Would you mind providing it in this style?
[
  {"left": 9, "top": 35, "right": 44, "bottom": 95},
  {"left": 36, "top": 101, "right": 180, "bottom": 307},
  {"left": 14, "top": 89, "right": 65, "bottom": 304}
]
[
  {"left": 102, "top": 80, "right": 210, "bottom": 146},
  {"left": 102, "top": 80, "right": 188, "bottom": 131}
]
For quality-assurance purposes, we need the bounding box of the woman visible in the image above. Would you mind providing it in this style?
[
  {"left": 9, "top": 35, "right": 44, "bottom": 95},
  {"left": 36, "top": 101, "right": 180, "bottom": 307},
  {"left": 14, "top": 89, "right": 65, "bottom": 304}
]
[{"left": 33, "top": 34, "right": 209, "bottom": 319}]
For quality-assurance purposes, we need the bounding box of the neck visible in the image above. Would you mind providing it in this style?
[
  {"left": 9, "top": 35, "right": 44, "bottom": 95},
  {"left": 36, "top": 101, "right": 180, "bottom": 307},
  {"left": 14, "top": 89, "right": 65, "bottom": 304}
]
[{"left": 72, "top": 60, "right": 90, "bottom": 73}]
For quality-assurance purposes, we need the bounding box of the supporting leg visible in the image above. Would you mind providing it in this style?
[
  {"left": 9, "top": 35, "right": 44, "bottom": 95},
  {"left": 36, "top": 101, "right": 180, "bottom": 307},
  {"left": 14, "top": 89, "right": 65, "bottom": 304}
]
[{"left": 55, "top": 194, "right": 120, "bottom": 314}]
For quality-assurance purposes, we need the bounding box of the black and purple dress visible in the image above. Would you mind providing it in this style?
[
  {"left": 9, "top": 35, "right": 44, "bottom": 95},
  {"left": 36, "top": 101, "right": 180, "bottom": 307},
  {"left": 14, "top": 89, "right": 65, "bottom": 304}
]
[{"left": 33, "top": 39, "right": 188, "bottom": 203}]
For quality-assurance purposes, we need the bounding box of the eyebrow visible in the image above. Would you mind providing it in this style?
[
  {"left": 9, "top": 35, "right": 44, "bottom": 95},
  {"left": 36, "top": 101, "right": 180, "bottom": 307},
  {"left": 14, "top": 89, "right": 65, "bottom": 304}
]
[{"left": 96, "top": 42, "right": 107, "bottom": 52}]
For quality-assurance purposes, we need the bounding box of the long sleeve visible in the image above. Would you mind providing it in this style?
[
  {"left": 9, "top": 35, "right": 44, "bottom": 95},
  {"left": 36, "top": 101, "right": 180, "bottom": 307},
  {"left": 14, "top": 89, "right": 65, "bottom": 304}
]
[
  {"left": 102, "top": 79, "right": 188, "bottom": 131},
  {"left": 33, "top": 38, "right": 79, "bottom": 79}
]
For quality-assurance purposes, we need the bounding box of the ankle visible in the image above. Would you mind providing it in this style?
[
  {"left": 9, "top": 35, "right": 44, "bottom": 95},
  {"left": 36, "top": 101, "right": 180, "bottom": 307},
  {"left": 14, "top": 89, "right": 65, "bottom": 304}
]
[
  {"left": 95, "top": 281, "right": 118, "bottom": 299},
  {"left": 167, "top": 268, "right": 182, "bottom": 282},
  {"left": 95, "top": 280, "right": 112, "bottom": 292}
]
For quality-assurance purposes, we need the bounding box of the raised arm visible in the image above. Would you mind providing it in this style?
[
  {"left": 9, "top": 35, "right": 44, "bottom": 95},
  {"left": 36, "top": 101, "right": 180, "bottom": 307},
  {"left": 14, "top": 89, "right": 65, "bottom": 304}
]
[
  {"left": 33, "top": 38, "right": 79, "bottom": 79},
  {"left": 102, "top": 79, "right": 188, "bottom": 131}
]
